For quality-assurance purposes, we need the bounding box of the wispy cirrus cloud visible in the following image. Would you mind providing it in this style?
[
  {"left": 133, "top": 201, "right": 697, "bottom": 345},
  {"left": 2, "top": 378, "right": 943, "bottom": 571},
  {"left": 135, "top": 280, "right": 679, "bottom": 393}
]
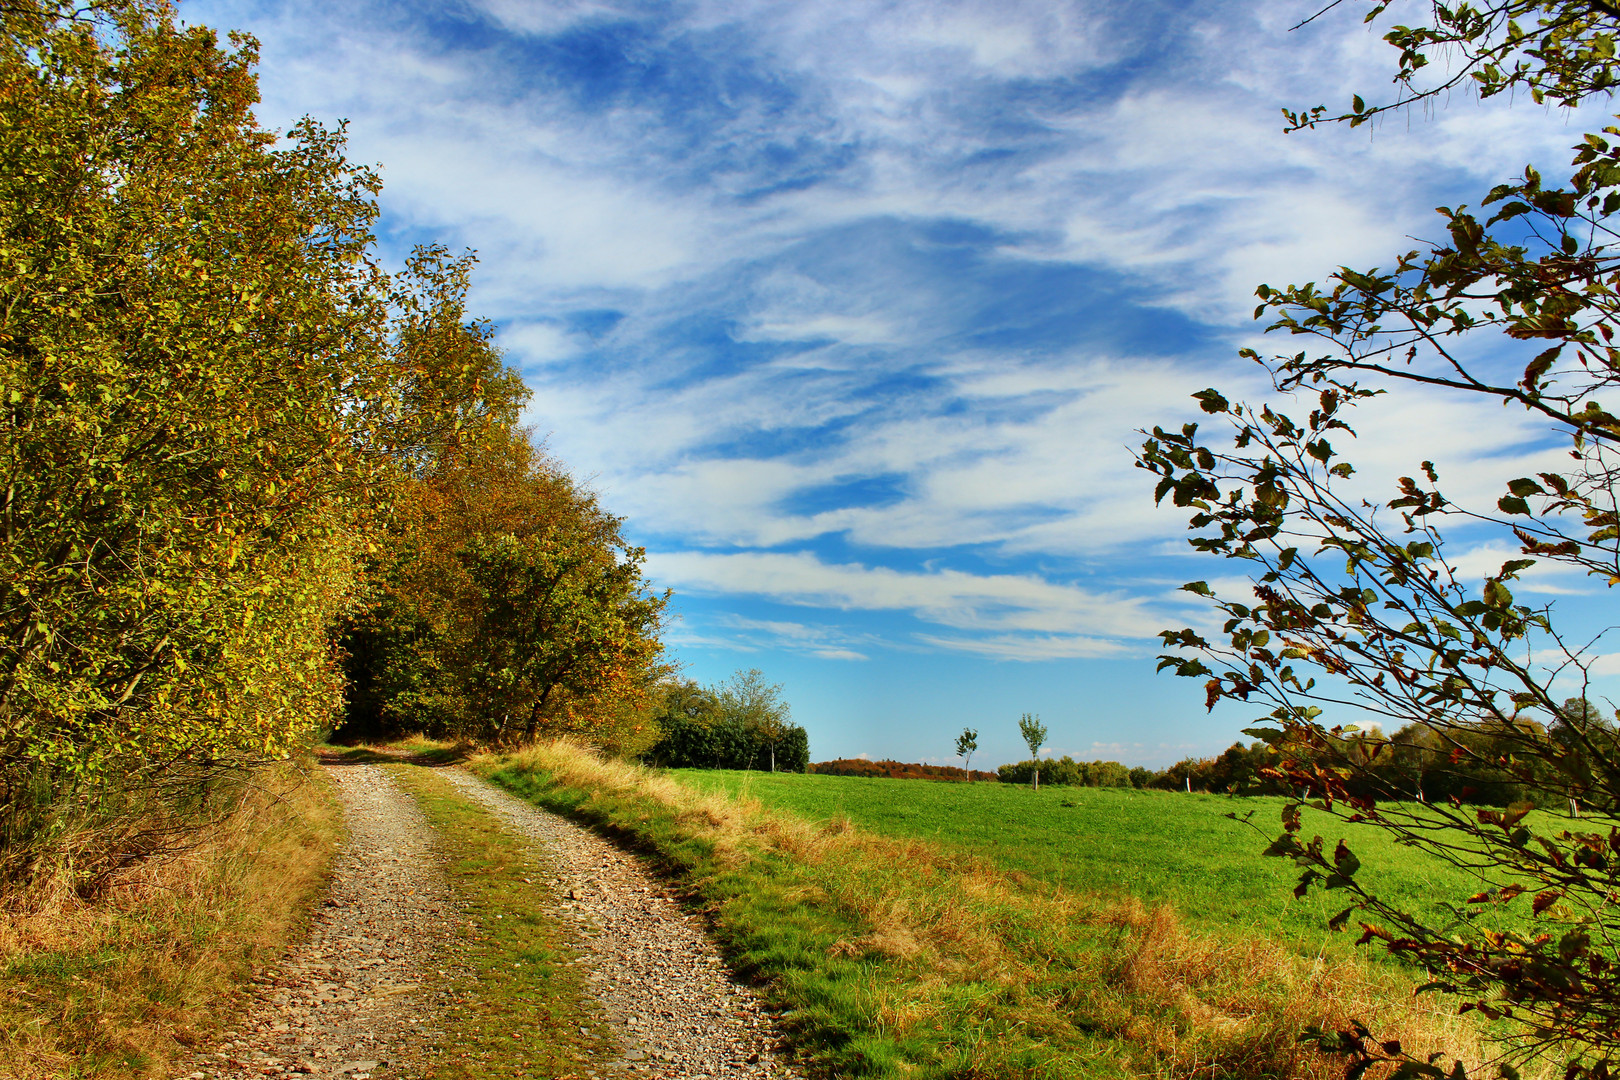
[
  {"left": 648, "top": 549, "right": 1163, "bottom": 644},
  {"left": 178, "top": 0, "right": 1617, "bottom": 759}
]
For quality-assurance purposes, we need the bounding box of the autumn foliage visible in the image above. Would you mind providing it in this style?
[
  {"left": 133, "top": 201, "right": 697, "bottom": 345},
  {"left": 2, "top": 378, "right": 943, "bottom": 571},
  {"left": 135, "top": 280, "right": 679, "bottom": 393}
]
[
  {"left": 810, "top": 759, "right": 998, "bottom": 782},
  {"left": 0, "top": 0, "right": 668, "bottom": 893},
  {"left": 340, "top": 423, "right": 668, "bottom": 750}
]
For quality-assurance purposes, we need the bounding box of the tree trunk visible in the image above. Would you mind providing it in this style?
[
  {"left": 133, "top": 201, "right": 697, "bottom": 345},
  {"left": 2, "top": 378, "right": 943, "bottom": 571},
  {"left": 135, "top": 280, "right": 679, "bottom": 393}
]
[
  {"left": 1032, "top": 766, "right": 1038, "bottom": 793},
  {"left": 769, "top": 745, "right": 775, "bottom": 772}
]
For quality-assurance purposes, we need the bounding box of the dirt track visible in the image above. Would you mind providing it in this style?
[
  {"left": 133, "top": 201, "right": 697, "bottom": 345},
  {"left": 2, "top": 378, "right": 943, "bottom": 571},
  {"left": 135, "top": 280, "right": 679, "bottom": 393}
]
[
  {"left": 437, "top": 768, "right": 790, "bottom": 1078},
  {"left": 177, "top": 762, "right": 795, "bottom": 1080}
]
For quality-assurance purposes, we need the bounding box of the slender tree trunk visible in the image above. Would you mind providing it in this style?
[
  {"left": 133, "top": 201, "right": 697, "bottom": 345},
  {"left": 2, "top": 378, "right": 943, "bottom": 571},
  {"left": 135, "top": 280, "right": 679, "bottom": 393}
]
[{"left": 769, "top": 745, "right": 775, "bottom": 772}]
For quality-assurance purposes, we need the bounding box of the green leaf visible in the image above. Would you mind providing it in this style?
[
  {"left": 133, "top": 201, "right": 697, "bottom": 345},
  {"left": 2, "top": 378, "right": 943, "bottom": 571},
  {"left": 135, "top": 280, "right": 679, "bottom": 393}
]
[
  {"left": 1498, "top": 495, "right": 1531, "bottom": 515},
  {"left": 1506, "top": 477, "right": 1545, "bottom": 498}
]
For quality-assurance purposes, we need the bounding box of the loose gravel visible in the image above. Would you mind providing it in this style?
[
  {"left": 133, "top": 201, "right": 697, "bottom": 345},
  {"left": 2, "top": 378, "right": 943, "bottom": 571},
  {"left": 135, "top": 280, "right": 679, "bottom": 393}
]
[
  {"left": 181, "top": 761, "right": 799, "bottom": 1080},
  {"left": 176, "top": 762, "right": 460, "bottom": 1080},
  {"left": 435, "top": 768, "right": 800, "bottom": 1080}
]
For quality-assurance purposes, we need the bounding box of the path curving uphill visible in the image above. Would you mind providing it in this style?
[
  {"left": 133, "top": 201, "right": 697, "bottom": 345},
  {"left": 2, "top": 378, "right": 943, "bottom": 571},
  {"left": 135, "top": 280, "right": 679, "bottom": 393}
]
[
  {"left": 177, "top": 760, "right": 797, "bottom": 1080},
  {"left": 178, "top": 762, "right": 460, "bottom": 1080}
]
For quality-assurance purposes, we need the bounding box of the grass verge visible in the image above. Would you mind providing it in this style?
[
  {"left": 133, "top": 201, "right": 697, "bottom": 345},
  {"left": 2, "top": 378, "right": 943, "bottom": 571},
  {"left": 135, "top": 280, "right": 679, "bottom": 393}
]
[
  {"left": 0, "top": 759, "right": 341, "bottom": 1080},
  {"left": 383, "top": 761, "right": 612, "bottom": 1080},
  {"left": 473, "top": 739, "right": 1479, "bottom": 1080}
]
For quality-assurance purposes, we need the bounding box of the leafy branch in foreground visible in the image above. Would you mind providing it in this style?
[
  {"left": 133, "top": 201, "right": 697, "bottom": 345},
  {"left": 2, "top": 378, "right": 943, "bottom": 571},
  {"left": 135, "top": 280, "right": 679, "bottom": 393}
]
[
  {"left": 1286, "top": 1, "right": 1620, "bottom": 131},
  {"left": 1139, "top": 2, "right": 1620, "bottom": 1074}
]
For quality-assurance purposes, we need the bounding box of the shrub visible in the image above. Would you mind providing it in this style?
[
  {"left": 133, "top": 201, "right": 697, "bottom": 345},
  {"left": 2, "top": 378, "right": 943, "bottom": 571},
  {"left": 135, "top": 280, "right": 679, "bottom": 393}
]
[{"left": 996, "top": 756, "right": 1138, "bottom": 787}]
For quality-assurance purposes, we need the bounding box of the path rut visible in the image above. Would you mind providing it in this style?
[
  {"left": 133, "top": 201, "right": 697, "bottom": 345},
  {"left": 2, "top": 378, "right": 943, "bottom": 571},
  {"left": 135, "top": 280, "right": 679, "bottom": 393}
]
[
  {"left": 435, "top": 768, "right": 795, "bottom": 1080},
  {"left": 178, "top": 761, "right": 797, "bottom": 1080},
  {"left": 179, "top": 762, "right": 459, "bottom": 1080}
]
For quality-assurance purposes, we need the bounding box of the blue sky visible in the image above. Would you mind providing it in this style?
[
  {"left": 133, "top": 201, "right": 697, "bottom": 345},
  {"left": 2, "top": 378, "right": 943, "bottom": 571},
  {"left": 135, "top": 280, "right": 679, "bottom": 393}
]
[{"left": 182, "top": 0, "right": 1620, "bottom": 768}]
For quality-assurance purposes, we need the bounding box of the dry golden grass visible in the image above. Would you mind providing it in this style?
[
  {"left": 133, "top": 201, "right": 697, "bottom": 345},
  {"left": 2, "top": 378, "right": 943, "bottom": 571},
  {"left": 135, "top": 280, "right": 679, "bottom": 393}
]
[
  {"left": 0, "top": 759, "right": 342, "bottom": 1080},
  {"left": 480, "top": 739, "right": 1487, "bottom": 1080}
]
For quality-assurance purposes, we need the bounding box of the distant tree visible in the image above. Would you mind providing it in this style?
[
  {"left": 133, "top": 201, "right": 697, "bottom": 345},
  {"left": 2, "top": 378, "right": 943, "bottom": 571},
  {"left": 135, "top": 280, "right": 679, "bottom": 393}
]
[
  {"left": 718, "top": 668, "right": 793, "bottom": 772},
  {"left": 1017, "top": 713, "right": 1047, "bottom": 791},
  {"left": 661, "top": 679, "right": 720, "bottom": 724},
  {"left": 813, "top": 758, "right": 980, "bottom": 781},
  {"left": 1552, "top": 696, "right": 1611, "bottom": 746},
  {"left": 770, "top": 725, "right": 811, "bottom": 773},
  {"left": 457, "top": 526, "right": 667, "bottom": 744},
  {"left": 954, "top": 727, "right": 979, "bottom": 777}
]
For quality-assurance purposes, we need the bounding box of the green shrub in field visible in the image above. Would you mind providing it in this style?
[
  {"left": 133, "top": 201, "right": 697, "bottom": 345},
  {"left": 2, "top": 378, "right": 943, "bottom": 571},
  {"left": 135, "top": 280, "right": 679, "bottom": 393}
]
[{"left": 997, "top": 756, "right": 1135, "bottom": 787}]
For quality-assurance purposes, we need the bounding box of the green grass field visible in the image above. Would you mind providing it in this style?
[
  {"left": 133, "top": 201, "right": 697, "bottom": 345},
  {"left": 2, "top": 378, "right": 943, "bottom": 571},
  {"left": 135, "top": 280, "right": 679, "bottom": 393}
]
[
  {"left": 669, "top": 769, "right": 1532, "bottom": 958},
  {"left": 483, "top": 742, "right": 1488, "bottom": 1080}
]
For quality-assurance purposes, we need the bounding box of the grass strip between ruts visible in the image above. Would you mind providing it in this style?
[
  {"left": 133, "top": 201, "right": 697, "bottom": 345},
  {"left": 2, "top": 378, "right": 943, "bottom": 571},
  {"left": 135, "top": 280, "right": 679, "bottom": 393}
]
[
  {"left": 470, "top": 739, "right": 1484, "bottom": 1080},
  {"left": 385, "top": 762, "right": 614, "bottom": 1080}
]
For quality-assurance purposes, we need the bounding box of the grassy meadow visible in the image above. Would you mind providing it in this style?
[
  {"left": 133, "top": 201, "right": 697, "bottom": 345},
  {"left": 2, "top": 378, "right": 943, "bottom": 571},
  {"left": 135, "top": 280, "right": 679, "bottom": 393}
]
[
  {"left": 480, "top": 741, "right": 1490, "bottom": 1080},
  {"left": 668, "top": 769, "right": 1533, "bottom": 958}
]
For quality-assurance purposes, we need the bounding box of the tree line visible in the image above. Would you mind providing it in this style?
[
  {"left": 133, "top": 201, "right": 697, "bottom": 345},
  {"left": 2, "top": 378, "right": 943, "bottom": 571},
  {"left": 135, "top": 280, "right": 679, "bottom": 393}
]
[
  {"left": 0, "top": 0, "right": 668, "bottom": 895},
  {"left": 640, "top": 669, "right": 809, "bottom": 772},
  {"left": 949, "top": 703, "right": 1620, "bottom": 801}
]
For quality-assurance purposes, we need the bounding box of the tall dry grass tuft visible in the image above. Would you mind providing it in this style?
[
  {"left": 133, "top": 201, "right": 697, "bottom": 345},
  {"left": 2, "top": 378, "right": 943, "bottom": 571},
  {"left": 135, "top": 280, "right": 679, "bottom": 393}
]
[
  {"left": 1104, "top": 902, "right": 1480, "bottom": 1080},
  {"left": 483, "top": 738, "right": 1486, "bottom": 1080},
  {"left": 0, "top": 759, "right": 341, "bottom": 1080}
]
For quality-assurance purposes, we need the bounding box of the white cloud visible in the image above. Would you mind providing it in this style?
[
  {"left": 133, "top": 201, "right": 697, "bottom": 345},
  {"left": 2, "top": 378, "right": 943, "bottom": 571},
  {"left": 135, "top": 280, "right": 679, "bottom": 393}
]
[
  {"left": 1442, "top": 542, "right": 1594, "bottom": 595},
  {"left": 648, "top": 549, "right": 1164, "bottom": 641},
  {"left": 469, "top": 0, "right": 625, "bottom": 36},
  {"left": 175, "top": 0, "right": 1611, "bottom": 665},
  {"left": 1086, "top": 741, "right": 1146, "bottom": 757},
  {"left": 704, "top": 614, "right": 875, "bottom": 661},
  {"left": 913, "top": 633, "right": 1138, "bottom": 661},
  {"left": 497, "top": 321, "right": 584, "bottom": 365},
  {"left": 1531, "top": 648, "right": 1620, "bottom": 680}
]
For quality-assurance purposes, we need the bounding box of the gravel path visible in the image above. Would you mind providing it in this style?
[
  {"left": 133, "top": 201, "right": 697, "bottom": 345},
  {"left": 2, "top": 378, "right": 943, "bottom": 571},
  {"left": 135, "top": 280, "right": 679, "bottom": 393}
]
[
  {"left": 180, "top": 761, "right": 798, "bottom": 1080},
  {"left": 177, "top": 763, "right": 460, "bottom": 1080},
  {"left": 434, "top": 768, "right": 798, "bottom": 1080}
]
